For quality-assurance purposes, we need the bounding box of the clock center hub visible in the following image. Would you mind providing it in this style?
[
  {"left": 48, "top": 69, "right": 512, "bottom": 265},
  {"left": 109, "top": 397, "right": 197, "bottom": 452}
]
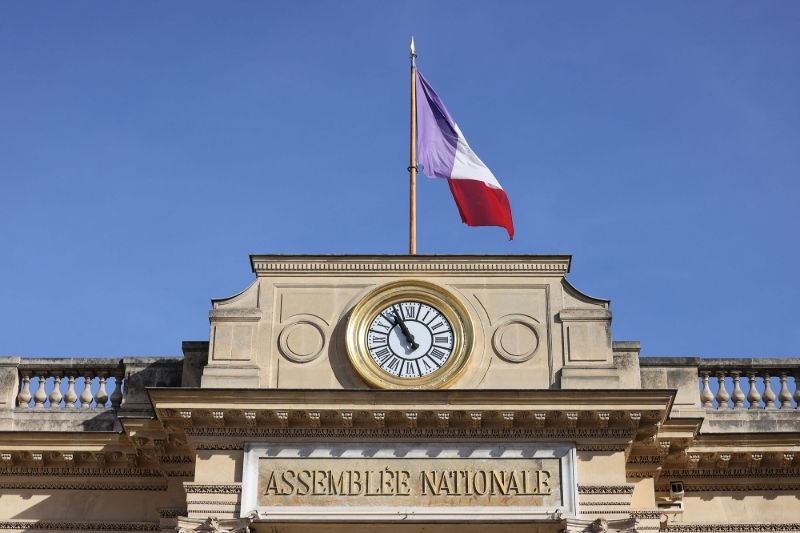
[{"left": 388, "top": 320, "right": 433, "bottom": 359}]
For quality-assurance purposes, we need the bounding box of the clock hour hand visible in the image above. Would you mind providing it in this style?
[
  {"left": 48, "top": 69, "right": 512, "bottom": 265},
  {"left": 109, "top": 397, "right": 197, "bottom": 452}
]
[{"left": 392, "top": 308, "right": 419, "bottom": 350}]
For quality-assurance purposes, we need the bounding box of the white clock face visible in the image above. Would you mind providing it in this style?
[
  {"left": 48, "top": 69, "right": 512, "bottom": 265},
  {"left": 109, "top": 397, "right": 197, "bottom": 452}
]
[{"left": 366, "top": 301, "right": 455, "bottom": 379}]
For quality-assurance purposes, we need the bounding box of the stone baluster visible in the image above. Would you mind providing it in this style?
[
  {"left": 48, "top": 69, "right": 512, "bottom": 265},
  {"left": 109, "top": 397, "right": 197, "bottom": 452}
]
[
  {"left": 730, "top": 371, "right": 745, "bottom": 409},
  {"left": 762, "top": 372, "right": 777, "bottom": 409},
  {"left": 17, "top": 371, "right": 32, "bottom": 408},
  {"left": 79, "top": 372, "right": 94, "bottom": 408},
  {"left": 63, "top": 372, "right": 78, "bottom": 409},
  {"left": 746, "top": 372, "right": 761, "bottom": 410},
  {"left": 49, "top": 372, "right": 64, "bottom": 409},
  {"left": 110, "top": 371, "right": 124, "bottom": 409},
  {"left": 33, "top": 372, "right": 48, "bottom": 409},
  {"left": 700, "top": 372, "right": 714, "bottom": 408},
  {"left": 95, "top": 372, "right": 109, "bottom": 409},
  {"left": 777, "top": 373, "right": 793, "bottom": 409},
  {"left": 715, "top": 371, "right": 730, "bottom": 409},
  {"left": 794, "top": 372, "right": 800, "bottom": 409}
]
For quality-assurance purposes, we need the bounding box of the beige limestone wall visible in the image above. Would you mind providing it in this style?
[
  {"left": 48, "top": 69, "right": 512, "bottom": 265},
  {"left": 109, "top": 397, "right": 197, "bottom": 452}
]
[
  {"left": 0, "top": 486, "right": 184, "bottom": 521},
  {"left": 195, "top": 450, "right": 243, "bottom": 483},
  {"left": 577, "top": 451, "right": 628, "bottom": 485},
  {"left": 680, "top": 492, "right": 800, "bottom": 524}
]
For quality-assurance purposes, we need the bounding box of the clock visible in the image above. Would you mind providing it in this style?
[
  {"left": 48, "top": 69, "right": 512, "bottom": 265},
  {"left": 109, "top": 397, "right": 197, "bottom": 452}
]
[{"left": 345, "top": 280, "right": 473, "bottom": 389}]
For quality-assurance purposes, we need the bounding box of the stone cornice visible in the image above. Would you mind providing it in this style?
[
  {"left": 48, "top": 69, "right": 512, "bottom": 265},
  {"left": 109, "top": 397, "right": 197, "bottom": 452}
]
[
  {"left": 148, "top": 388, "right": 675, "bottom": 414},
  {"left": 249, "top": 254, "right": 572, "bottom": 276},
  {"left": 0, "top": 432, "right": 132, "bottom": 450}
]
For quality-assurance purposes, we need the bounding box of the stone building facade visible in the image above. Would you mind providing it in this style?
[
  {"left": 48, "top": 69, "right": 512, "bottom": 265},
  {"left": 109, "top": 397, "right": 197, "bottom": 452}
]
[{"left": 0, "top": 255, "right": 798, "bottom": 533}]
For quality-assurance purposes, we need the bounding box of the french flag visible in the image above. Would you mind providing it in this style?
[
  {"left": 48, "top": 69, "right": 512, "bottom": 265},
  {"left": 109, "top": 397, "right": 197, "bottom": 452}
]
[{"left": 416, "top": 71, "right": 514, "bottom": 239}]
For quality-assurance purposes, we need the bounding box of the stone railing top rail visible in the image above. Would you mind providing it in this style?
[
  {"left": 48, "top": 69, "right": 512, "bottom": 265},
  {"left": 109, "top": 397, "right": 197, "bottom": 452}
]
[
  {"left": 12, "top": 357, "right": 182, "bottom": 369},
  {"left": 640, "top": 357, "right": 800, "bottom": 370}
]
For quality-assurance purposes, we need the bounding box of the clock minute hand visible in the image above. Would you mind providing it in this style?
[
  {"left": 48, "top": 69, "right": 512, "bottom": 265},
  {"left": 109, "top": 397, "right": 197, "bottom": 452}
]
[{"left": 392, "top": 309, "right": 420, "bottom": 350}]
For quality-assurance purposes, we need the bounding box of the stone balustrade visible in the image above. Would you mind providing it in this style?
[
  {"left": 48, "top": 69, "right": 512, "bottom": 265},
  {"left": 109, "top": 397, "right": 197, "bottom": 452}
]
[
  {"left": 697, "top": 359, "right": 799, "bottom": 410},
  {"left": 15, "top": 358, "right": 126, "bottom": 409}
]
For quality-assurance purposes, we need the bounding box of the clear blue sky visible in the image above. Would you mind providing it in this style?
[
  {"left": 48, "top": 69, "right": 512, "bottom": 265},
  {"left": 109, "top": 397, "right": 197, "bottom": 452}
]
[{"left": 1, "top": 2, "right": 798, "bottom": 358}]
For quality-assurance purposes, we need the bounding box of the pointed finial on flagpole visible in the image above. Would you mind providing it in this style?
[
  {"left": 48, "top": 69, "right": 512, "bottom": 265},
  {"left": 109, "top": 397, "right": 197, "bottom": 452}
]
[{"left": 410, "top": 37, "right": 417, "bottom": 66}]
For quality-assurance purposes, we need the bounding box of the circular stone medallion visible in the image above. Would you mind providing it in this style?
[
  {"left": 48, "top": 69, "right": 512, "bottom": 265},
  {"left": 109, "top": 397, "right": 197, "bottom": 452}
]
[
  {"left": 492, "top": 320, "right": 539, "bottom": 363},
  {"left": 279, "top": 320, "right": 325, "bottom": 363}
]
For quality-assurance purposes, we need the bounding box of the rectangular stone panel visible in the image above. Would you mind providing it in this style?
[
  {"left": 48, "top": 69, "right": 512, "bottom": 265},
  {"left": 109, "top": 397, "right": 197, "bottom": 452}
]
[{"left": 241, "top": 443, "right": 577, "bottom": 522}]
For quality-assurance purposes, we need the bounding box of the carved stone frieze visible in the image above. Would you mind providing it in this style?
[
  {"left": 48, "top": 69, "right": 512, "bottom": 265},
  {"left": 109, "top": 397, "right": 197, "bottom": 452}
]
[
  {"left": 176, "top": 517, "right": 252, "bottom": 533},
  {"left": 0, "top": 521, "right": 161, "bottom": 531},
  {"left": 577, "top": 444, "right": 629, "bottom": 452},
  {"left": 0, "top": 466, "right": 164, "bottom": 477},
  {"left": 374, "top": 411, "right": 386, "bottom": 429},
  {"left": 661, "top": 524, "right": 800, "bottom": 532},
  {"left": 566, "top": 412, "right": 578, "bottom": 429},
  {"left": 183, "top": 426, "right": 637, "bottom": 439},
  {"left": 660, "top": 468, "right": 800, "bottom": 478},
  {"left": 577, "top": 485, "right": 635, "bottom": 494},
  {"left": 656, "top": 483, "right": 800, "bottom": 492},
  {"left": 717, "top": 454, "right": 731, "bottom": 469},
  {"left": 194, "top": 443, "right": 245, "bottom": 451},
  {"left": 687, "top": 454, "right": 700, "bottom": 469},
  {"left": 184, "top": 484, "right": 242, "bottom": 494},
  {"left": 470, "top": 411, "right": 482, "bottom": 429},
  {"left": 0, "top": 482, "right": 167, "bottom": 491}
]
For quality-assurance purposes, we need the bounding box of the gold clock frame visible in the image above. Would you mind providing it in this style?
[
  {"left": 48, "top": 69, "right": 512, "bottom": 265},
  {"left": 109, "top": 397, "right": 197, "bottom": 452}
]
[{"left": 345, "top": 280, "right": 474, "bottom": 390}]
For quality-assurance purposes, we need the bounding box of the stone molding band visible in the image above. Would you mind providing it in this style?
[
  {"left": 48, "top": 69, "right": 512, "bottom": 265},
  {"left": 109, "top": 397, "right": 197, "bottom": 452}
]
[
  {"left": 0, "top": 467, "right": 164, "bottom": 477},
  {"left": 185, "top": 427, "right": 636, "bottom": 439},
  {"left": 578, "top": 485, "right": 635, "bottom": 494},
  {"left": 662, "top": 525, "right": 800, "bottom": 532},
  {"left": 0, "top": 482, "right": 167, "bottom": 491},
  {"left": 0, "top": 522, "right": 160, "bottom": 531},
  {"left": 184, "top": 485, "right": 242, "bottom": 494},
  {"left": 656, "top": 484, "right": 800, "bottom": 492},
  {"left": 252, "top": 260, "right": 570, "bottom": 274}
]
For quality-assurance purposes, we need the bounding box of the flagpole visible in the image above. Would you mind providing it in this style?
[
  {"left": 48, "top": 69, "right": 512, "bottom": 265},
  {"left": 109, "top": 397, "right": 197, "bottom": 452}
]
[{"left": 409, "top": 37, "right": 417, "bottom": 255}]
